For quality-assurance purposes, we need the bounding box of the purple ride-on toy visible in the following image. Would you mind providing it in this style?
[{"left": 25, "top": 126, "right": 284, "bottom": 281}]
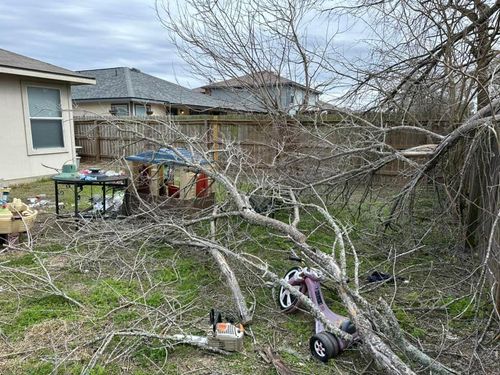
[{"left": 279, "top": 266, "right": 357, "bottom": 362}]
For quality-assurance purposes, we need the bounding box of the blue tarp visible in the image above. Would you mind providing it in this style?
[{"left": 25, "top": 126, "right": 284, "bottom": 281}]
[{"left": 125, "top": 147, "right": 210, "bottom": 166}]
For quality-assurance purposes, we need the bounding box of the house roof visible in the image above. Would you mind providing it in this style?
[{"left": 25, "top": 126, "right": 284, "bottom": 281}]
[
  {"left": 200, "top": 71, "right": 322, "bottom": 94},
  {"left": 0, "top": 48, "right": 95, "bottom": 85},
  {"left": 72, "top": 67, "right": 256, "bottom": 112}
]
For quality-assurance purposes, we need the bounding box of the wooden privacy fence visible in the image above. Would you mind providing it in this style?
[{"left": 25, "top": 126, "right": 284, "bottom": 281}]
[
  {"left": 74, "top": 115, "right": 292, "bottom": 165},
  {"left": 74, "top": 115, "right": 447, "bottom": 171}
]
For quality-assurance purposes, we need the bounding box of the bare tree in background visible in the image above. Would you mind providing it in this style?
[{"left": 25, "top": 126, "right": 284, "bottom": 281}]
[
  {"left": 332, "top": 0, "right": 499, "bottom": 116},
  {"left": 157, "top": 0, "right": 337, "bottom": 114},
  {"left": 332, "top": 0, "right": 500, "bottom": 313}
]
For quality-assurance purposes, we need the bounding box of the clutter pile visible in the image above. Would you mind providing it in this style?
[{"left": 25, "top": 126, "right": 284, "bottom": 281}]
[
  {"left": 27, "top": 194, "right": 55, "bottom": 209},
  {"left": 0, "top": 187, "right": 38, "bottom": 240},
  {"left": 52, "top": 164, "right": 129, "bottom": 218},
  {"left": 90, "top": 191, "right": 125, "bottom": 213},
  {"left": 54, "top": 164, "right": 125, "bottom": 181},
  {"left": 79, "top": 167, "right": 125, "bottom": 181}
]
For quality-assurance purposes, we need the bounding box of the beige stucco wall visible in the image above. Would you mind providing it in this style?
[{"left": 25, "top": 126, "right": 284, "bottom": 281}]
[
  {"left": 150, "top": 103, "right": 167, "bottom": 116},
  {"left": 73, "top": 101, "right": 191, "bottom": 117},
  {"left": 0, "top": 74, "right": 76, "bottom": 183},
  {"left": 74, "top": 101, "right": 169, "bottom": 117},
  {"left": 73, "top": 101, "right": 112, "bottom": 117},
  {"left": 149, "top": 103, "right": 165, "bottom": 115}
]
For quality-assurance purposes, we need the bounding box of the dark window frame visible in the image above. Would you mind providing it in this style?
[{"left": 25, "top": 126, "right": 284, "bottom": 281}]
[{"left": 110, "top": 103, "right": 130, "bottom": 116}]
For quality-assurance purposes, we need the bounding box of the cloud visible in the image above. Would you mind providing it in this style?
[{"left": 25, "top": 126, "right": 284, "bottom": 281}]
[
  {"left": 0, "top": 0, "right": 203, "bottom": 87},
  {"left": 0, "top": 0, "right": 371, "bottom": 95}
]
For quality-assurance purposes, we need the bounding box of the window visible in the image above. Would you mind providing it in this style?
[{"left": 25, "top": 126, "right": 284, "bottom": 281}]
[
  {"left": 134, "top": 104, "right": 153, "bottom": 116},
  {"left": 110, "top": 104, "right": 129, "bottom": 116},
  {"left": 135, "top": 104, "right": 147, "bottom": 116},
  {"left": 167, "top": 107, "right": 178, "bottom": 116},
  {"left": 27, "top": 86, "right": 64, "bottom": 149}
]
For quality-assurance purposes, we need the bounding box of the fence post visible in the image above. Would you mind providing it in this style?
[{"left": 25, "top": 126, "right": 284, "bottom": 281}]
[
  {"left": 212, "top": 115, "right": 219, "bottom": 162},
  {"left": 204, "top": 119, "right": 210, "bottom": 151},
  {"left": 95, "top": 120, "right": 101, "bottom": 161}
]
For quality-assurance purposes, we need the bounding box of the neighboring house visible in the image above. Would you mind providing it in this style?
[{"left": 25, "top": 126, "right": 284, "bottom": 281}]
[
  {"left": 315, "top": 100, "right": 341, "bottom": 114},
  {"left": 197, "top": 71, "right": 321, "bottom": 114},
  {"left": 72, "top": 67, "right": 251, "bottom": 117},
  {"left": 0, "top": 48, "right": 95, "bottom": 183}
]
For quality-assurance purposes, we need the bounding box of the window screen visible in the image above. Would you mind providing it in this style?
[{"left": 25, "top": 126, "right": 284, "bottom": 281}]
[
  {"left": 31, "top": 119, "right": 64, "bottom": 148},
  {"left": 27, "top": 87, "right": 64, "bottom": 149}
]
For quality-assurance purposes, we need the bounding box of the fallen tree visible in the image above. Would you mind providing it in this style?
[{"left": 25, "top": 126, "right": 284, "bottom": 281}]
[{"left": 61, "top": 116, "right": 458, "bottom": 374}]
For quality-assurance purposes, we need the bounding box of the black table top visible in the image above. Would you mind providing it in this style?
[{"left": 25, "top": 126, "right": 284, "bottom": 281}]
[{"left": 52, "top": 175, "right": 129, "bottom": 184}]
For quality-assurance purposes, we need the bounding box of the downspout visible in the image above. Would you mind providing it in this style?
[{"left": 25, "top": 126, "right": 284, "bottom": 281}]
[{"left": 68, "top": 84, "right": 77, "bottom": 164}]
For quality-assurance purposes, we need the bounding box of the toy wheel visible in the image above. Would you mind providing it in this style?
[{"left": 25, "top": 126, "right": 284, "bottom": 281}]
[
  {"left": 325, "top": 332, "right": 341, "bottom": 357},
  {"left": 278, "top": 267, "right": 304, "bottom": 312},
  {"left": 310, "top": 332, "right": 339, "bottom": 362}
]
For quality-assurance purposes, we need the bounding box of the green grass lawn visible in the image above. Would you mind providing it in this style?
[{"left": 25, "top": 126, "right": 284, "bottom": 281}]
[{"left": 0, "top": 179, "right": 495, "bottom": 374}]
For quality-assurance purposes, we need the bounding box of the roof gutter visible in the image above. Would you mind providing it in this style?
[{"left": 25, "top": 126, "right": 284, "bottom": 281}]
[
  {"left": 73, "top": 97, "right": 265, "bottom": 113},
  {"left": 0, "top": 66, "right": 96, "bottom": 85},
  {"left": 73, "top": 97, "right": 167, "bottom": 104},
  {"left": 201, "top": 82, "right": 322, "bottom": 95}
]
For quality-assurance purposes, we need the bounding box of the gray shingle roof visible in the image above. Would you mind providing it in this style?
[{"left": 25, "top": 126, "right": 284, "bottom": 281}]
[
  {"left": 201, "top": 70, "right": 322, "bottom": 94},
  {"left": 202, "top": 71, "right": 293, "bottom": 88},
  {"left": 72, "top": 67, "right": 258, "bottom": 111},
  {"left": 0, "top": 48, "right": 92, "bottom": 80}
]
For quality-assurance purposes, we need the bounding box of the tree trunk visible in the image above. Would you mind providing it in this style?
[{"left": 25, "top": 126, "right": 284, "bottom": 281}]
[
  {"left": 210, "top": 207, "right": 253, "bottom": 324},
  {"left": 462, "top": 4, "right": 500, "bottom": 310}
]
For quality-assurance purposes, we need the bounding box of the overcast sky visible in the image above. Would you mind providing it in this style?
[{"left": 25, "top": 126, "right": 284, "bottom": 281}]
[
  {"left": 0, "top": 0, "right": 369, "bottom": 96},
  {"left": 0, "top": 0, "right": 202, "bottom": 87}
]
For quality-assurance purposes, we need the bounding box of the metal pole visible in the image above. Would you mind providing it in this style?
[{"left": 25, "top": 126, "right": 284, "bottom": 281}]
[
  {"left": 102, "top": 182, "right": 106, "bottom": 214},
  {"left": 74, "top": 183, "right": 78, "bottom": 218},
  {"left": 54, "top": 181, "right": 59, "bottom": 215}
]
